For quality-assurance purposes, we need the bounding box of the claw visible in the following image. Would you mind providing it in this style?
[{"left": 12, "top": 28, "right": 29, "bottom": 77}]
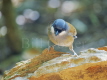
[
  {"left": 69, "top": 46, "right": 78, "bottom": 56},
  {"left": 72, "top": 49, "right": 78, "bottom": 56}
]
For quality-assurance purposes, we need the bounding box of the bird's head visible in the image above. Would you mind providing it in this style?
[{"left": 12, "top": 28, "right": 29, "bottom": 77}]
[{"left": 51, "top": 19, "right": 68, "bottom": 36}]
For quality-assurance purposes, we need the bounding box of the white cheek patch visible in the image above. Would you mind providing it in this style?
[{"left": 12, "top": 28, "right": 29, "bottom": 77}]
[
  {"left": 59, "top": 31, "right": 66, "bottom": 36},
  {"left": 51, "top": 26, "right": 54, "bottom": 33}
]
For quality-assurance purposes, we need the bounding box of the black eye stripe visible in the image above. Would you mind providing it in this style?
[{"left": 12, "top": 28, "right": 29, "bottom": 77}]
[
  {"left": 54, "top": 28, "right": 62, "bottom": 34},
  {"left": 54, "top": 27, "right": 64, "bottom": 30}
]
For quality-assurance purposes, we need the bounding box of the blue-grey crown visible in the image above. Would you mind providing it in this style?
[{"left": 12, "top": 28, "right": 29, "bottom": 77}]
[{"left": 52, "top": 19, "right": 68, "bottom": 36}]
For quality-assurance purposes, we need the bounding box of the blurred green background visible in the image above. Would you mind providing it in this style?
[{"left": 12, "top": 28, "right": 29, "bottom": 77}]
[{"left": 0, "top": 0, "right": 107, "bottom": 75}]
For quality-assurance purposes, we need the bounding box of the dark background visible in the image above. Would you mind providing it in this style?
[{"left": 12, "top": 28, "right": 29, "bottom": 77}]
[{"left": 0, "top": 0, "right": 107, "bottom": 75}]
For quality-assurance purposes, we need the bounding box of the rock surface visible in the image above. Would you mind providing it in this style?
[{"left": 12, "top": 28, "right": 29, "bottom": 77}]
[
  {"left": 3, "top": 47, "right": 67, "bottom": 80},
  {"left": 30, "top": 61, "right": 107, "bottom": 80},
  {"left": 3, "top": 46, "right": 107, "bottom": 80}
]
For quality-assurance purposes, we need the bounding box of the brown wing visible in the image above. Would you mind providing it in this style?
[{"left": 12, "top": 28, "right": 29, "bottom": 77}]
[{"left": 66, "top": 22, "right": 77, "bottom": 36}]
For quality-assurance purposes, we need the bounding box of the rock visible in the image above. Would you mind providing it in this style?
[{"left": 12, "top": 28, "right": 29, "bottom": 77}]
[
  {"left": 98, "top": 46, "right": 107, "bottom": 51},
  {"left": 30, "top": 61, "right": 107, "bottom": 80},
  {"left": 32, "top": 48, "right": 107, "bottom": 78},
  {"left": 3, "top": 46, "right": 107, "bottom": 80},
  {"left": 22, "top": 48, "right": 41, "bottom": 60},
  {"left": 3, "top": 47, "right": 67, "bottom": 80}
]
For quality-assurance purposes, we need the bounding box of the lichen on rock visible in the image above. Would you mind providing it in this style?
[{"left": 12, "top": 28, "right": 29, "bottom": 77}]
[
  {"left": 33, "top": 48, "right": 107, "bottom": 78},
  {"left": 3, "top": 46, "right": 107, "bottom": 80},
  {"left": 3, "top": 47, "right": 67, "bottom": 80}
]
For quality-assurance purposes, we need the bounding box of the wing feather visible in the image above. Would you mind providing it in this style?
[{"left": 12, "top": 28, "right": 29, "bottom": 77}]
[{"left": 66, "top": 22, "right": 77, "bottom": 36}]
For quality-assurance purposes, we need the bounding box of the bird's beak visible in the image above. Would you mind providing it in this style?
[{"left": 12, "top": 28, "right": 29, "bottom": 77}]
[{"left": 55, "top": 31, "right": 59, "bottom": 36}]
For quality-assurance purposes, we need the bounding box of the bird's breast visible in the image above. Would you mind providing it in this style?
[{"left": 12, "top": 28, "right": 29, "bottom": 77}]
[{"left": 49, "top": 31, "right": 74, "bottom": 47}]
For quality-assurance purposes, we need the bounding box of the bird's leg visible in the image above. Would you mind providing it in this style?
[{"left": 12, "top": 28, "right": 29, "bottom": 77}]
[
  {"left": 48, "top": 45, "right": 56, "bottom": 52},
  {"left": 69, "top": 46, "right": 78, "bottom": 56},
  {"left": 71, "top": 49, "right": 78, "bottom": 56}
]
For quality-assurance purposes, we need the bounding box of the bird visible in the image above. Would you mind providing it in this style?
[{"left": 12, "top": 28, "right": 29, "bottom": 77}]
[{"left": 48, "top": 19, "right": 78, "bottom": 55}]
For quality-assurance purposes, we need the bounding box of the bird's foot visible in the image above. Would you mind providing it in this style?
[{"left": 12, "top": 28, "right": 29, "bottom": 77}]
[
  {"left": 73, "top": 52, "right": 78, "bottom": 57},
  {"left": 47, "top": 45, "right": 56, "bottom": 52},
  {"left": 70, "top": 49, "right": 78, "bottom": 56}
]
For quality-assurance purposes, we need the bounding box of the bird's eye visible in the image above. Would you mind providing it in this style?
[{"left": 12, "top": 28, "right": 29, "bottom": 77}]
[{"left": 55, "top": 29, "right": 62, "bottom": 33}]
